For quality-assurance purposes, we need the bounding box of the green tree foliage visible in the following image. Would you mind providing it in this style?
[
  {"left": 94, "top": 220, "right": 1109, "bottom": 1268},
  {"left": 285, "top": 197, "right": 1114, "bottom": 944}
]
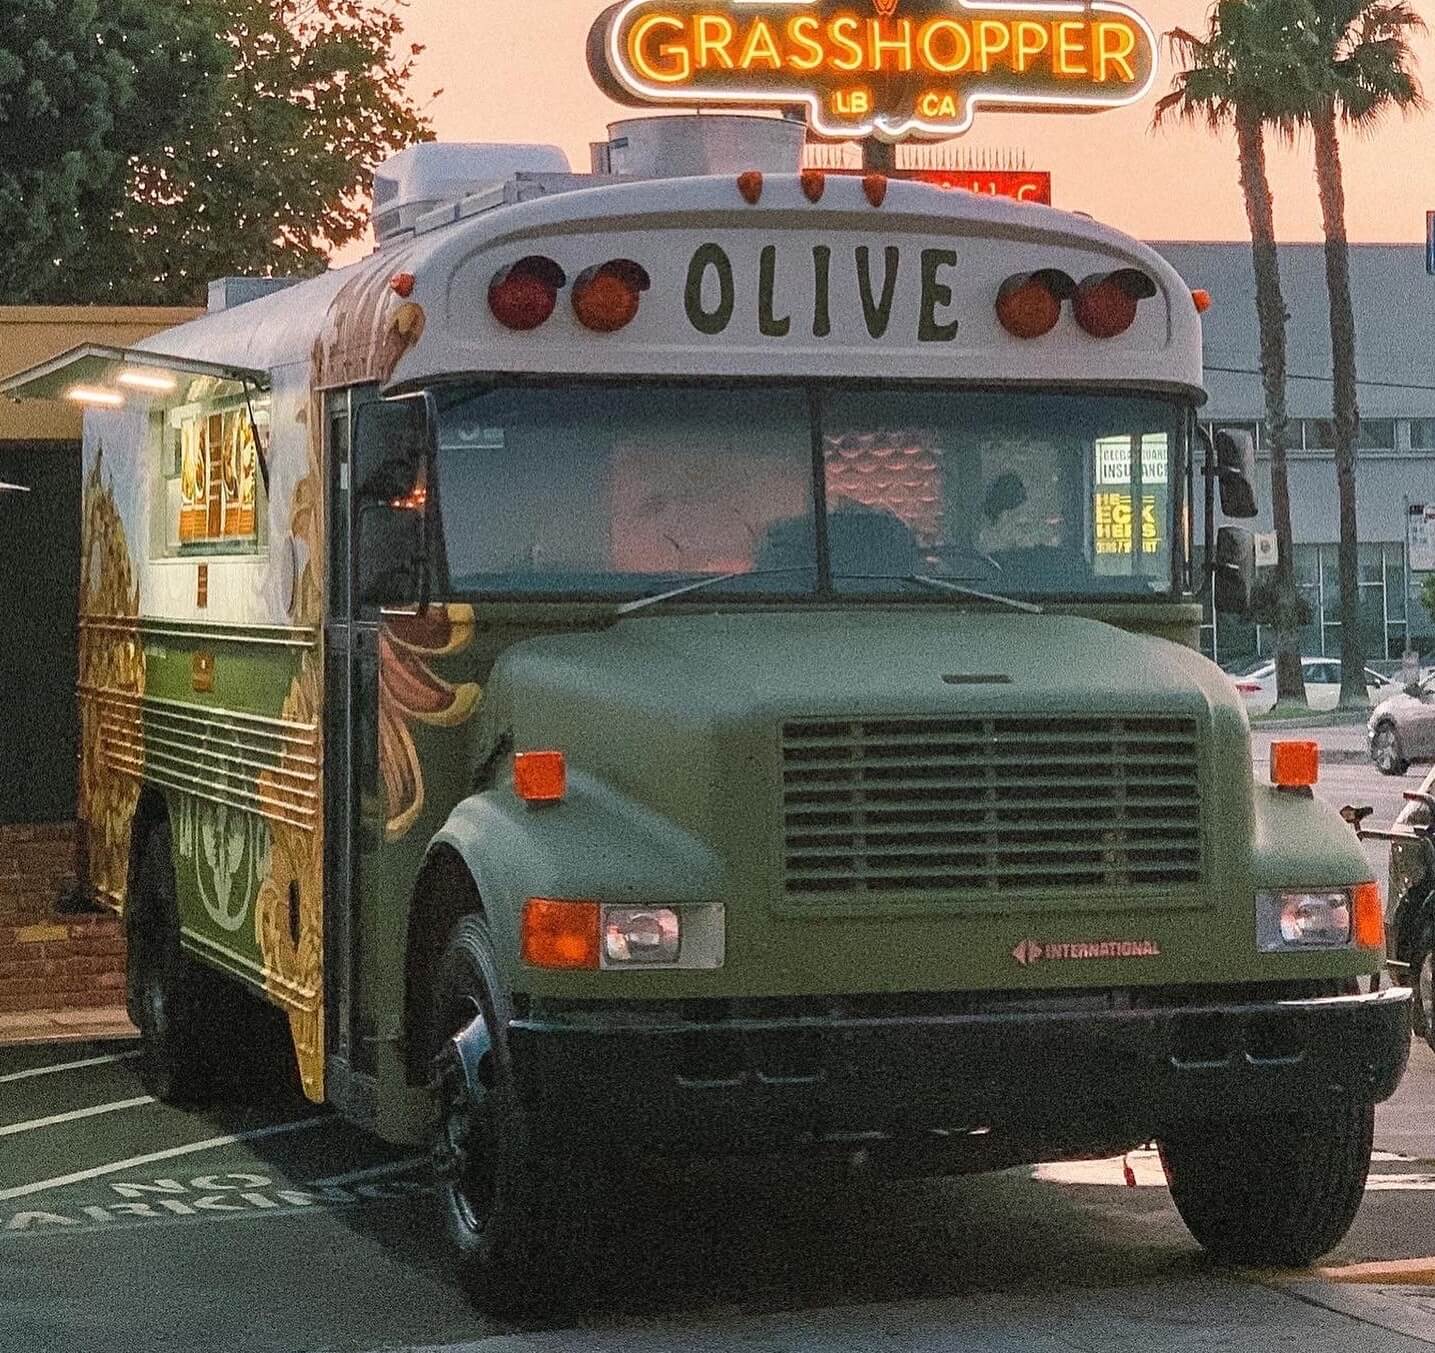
[
  {"left": 0, "top": 0, "right": 225, "bottom": 301},
  {"left": 2, "top": 1, "right": 433, "bottom": 305}
]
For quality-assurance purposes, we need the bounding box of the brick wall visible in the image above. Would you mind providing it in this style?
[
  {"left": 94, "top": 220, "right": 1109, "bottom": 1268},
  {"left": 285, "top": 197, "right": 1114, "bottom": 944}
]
[{"left": 0, "top": 822, "right": 127, "bottom": 1014}]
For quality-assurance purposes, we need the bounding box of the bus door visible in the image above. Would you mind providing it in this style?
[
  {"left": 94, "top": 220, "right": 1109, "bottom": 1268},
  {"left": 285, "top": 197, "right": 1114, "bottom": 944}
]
[{"left": 328, "top": 388, "right": 435, "bottom": 1122}]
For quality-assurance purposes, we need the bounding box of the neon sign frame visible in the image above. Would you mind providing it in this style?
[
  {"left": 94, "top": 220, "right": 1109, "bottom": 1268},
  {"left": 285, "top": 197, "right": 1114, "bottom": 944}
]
[{"left": 590, "top": 0, "right": 1159, "bottom": 141}]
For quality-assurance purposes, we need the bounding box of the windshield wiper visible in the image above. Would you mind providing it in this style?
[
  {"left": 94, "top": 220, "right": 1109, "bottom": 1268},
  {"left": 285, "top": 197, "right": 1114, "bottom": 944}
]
[
  {"left": 904, "top": 574, "right": 1043, "bottom": 614},
  {"left": 615, "top": 566, "right": 817, "bottom": 615}
]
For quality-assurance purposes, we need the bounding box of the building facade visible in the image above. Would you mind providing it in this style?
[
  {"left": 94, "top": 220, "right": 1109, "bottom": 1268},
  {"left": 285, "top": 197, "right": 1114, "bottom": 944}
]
[
  {"left": 1153, "top": 243, "right": 1435, "bottom": 670},
  {"left": 0, "top": 306, "right": 199, "bottom": 825}
]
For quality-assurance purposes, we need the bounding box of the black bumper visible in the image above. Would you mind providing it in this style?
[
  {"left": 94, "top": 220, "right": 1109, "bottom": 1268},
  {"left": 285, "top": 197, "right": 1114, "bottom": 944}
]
[{"left": 509, "top": 988, "right": 1411, "bottom": 1156}]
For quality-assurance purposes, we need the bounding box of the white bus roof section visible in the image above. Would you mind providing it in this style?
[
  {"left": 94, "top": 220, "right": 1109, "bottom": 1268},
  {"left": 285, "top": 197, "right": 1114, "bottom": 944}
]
[
  {"left": 386, "top": 173, "right": 1204, "bottom": 396},
  {"left": 2, "top": 173, "right": 1204, "bottom": 404}
]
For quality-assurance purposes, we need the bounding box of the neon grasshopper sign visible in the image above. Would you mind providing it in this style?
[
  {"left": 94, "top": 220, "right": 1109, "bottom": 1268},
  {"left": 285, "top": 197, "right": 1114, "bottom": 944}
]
[{"left": 589, "top": 0, "right": 1158, "bottom": 141}]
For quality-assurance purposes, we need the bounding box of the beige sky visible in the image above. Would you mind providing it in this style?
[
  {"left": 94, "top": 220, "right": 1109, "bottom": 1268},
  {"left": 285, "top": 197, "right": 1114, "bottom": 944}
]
[{"left": 388, "top": 0, "right": 1435, "bottom": 245}]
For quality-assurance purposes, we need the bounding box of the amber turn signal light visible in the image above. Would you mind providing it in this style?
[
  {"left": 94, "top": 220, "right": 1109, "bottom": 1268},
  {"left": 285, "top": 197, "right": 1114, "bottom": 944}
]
[
  {"left": 571, "top": 259, "right": 651, "bottom": 333},
  {"left": 521, "top": 898, "right": 600, "bottom": 970},
  {"left": 514, "top": 750, "right": 567, "bottom": 803},
  {"left": 996, "top": 269, "right": 1076, "bottom": 339},
  {"left": 488, "top": 256, "right": 566, "bottom": 331},
  {"left": 1191, "top": 288, "right": 1212, "bottom": 313},
  {"left": 1352, "top": 881, "right": 1384, "bottom": 950},
  {"left": 1073, "top": 268, "right": 1157, "bottom": 338},
  {"left": 1271, "top": 740, "right": 1319, "bottom": 788}
]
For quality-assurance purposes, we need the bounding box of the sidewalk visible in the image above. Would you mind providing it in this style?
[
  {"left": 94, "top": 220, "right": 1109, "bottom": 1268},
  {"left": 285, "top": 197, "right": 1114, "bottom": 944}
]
[{"left": 0, "top": 1007, "right": 136, "bottom": 1046}]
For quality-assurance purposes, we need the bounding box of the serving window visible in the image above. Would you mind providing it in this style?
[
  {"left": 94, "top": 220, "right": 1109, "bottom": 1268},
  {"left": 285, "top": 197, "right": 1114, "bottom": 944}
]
[{"left": 160, "top": 397, "right": 268, "bottom": 555}]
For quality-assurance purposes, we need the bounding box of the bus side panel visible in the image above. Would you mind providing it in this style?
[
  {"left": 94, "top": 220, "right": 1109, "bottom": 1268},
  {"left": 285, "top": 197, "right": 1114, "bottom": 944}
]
[{"left": 79, "top": 367, "right": 329, "bottom": 1104}]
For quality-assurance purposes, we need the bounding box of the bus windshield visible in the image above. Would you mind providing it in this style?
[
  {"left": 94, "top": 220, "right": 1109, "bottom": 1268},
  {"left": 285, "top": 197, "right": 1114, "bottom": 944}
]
[{"left": 431, "top": 382, "right": 1188, "bottom": 601}]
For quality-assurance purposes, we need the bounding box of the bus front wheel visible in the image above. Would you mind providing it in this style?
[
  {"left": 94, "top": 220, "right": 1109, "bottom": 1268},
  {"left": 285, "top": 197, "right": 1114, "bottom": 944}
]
[
  {"left": 430, "top": 914, "right": 577, "bottom": 1312},
  {"left": 1158, "top": 1101, "right": 1374, "bottom": 1267}
]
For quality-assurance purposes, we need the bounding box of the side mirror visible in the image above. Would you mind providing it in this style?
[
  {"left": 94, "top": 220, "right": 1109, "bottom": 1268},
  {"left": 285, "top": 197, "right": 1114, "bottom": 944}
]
[
  {"left": 353, "top": 394, "right": 442, "bottom": 609},
  {"left": 1214, "top": 429, "right": 1258, "bottom": 518},
  {"left": 1405, "top": 682, "right": 1424, "bottom": 699},
  {"left": 1213, "top": 525, "right": 1256, "bottom": 616}
]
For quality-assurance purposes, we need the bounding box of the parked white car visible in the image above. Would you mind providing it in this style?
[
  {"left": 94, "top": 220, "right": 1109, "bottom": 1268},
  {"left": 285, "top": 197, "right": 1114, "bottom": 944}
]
[
  {"left": 1227, "top": 657, "right": 1398, "bottom": 715},
  {"left": 1368, "top": 676, "right": 1435, "bottom": 775}
]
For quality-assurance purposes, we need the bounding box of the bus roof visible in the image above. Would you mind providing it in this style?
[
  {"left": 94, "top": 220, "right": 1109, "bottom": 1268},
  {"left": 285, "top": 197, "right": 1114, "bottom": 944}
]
[{"left": 105, "top": 171, "right": 1203, "bottom": 399}]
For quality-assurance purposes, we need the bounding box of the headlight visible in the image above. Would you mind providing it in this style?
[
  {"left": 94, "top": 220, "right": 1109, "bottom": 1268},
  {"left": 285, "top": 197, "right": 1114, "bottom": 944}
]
[
  {"left": 1256, "top": 890, "right": 1351, "bottom": 950},
  {"left": 600, "top": 902, "right": 724, "bottom": 970}
]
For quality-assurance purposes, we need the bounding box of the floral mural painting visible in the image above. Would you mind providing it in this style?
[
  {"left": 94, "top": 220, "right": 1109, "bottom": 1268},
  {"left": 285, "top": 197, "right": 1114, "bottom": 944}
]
[
  {"left": 379, "top": 606, "right": 482, "bottom": 841},
  {"left": 255, "top": 654, "right": 325, "bottom": 1102},
  {"left": 77, "top": 449, "right": 146, "bottom": 908},
  {"left": 254, "top": 365, "right": 327, "bottom": 1101}
]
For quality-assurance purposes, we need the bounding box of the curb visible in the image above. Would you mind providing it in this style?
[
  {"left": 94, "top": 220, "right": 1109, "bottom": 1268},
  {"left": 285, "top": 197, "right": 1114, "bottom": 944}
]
[{"left": 1315, "top": 1257, "right": 1435, "bottom": 1285}]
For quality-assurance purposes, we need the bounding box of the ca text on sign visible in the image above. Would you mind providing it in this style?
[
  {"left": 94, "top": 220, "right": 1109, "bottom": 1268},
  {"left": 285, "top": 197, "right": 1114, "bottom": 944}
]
[{"left": 589, "top": 0, "right": 1158, "bottom": 140}]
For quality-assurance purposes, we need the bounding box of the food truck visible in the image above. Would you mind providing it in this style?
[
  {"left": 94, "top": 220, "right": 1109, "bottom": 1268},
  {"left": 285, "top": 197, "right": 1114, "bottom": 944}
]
[{"left": 1, "top": 105, "right": 1411, "bottom": 1304}]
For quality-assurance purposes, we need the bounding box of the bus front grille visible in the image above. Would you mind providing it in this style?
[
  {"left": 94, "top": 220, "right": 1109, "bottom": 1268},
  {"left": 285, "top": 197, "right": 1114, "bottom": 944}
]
[{"left": 780, "top": 715, "right": 1202, "bottom": 902}]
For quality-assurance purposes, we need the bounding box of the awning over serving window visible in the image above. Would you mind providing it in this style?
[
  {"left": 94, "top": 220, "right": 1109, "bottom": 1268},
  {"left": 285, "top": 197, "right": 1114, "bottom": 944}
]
[{"left": 0, "top": 343, "right": 268, "bottom": 409}]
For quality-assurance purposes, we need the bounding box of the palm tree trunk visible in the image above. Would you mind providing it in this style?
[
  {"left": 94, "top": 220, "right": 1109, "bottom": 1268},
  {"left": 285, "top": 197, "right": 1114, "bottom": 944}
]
[
  {"left": 1234, "top": 108, "right": 1304, "bottom": 704},
  {"left": 1312, "top": 105, "right": 1365, "bottom": 709}
]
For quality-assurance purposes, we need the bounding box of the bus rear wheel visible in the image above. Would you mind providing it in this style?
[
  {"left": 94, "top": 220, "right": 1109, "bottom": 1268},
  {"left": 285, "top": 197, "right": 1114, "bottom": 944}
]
[
  {"left": 430, "top": 914, "right": 577, "bottom": 1313},
  {"left": 130, "top": 823, "right": 215, "bottom": 1106},
  {"left": 1158, "top": 1101, "right": 1374, "bottom": 1267}
]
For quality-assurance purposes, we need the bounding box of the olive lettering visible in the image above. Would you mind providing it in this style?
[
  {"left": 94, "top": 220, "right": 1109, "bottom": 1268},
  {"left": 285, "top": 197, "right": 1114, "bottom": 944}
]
[{"left": 680, "top": 241, "right": 961, "bottom": 343}]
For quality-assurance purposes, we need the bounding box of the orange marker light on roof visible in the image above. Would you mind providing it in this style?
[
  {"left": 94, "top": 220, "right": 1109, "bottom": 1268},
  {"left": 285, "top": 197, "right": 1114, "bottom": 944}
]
[
  {"left": 862, "top": 173, "right": 888, "bottom": 207},
  {"left": 800, "top": 169, "right": 826, "bottom": 203},
  {"left": 1191, "top": 288, "right": 1212, "bottom": 313},
  {"left": 521, "top": 898, "right": 600, "bottom": 969},
  {"left": 514, "top": 750, "right": 567, "bottom": 803},
  {"left": 1270, "top": 740, "right": 1319, "bottom": 789},
  {"left": 737, "top": 170, "right": 763, "bottom": 204}
]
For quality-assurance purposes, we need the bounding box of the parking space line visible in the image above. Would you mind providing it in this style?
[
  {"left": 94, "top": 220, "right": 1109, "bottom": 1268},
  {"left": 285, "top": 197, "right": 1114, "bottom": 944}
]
[
  {"left": 310, "top": 1157, "right": 425, "bottom": 1187},
  {"left": 0, "top": 1052, "right": 139, "bottom": 1086},
  {"left": 0, "top": 1115, "right": 330, "bottom": 1202},
  {"left": 0, "top": 1095, "right": 154, "bottom": 1138}
]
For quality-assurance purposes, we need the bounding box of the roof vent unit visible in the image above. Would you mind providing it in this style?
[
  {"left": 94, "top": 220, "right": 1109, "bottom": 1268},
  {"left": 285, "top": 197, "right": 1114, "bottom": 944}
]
[
  {"left": 207, "top": 276, "right": 304, "bottom": 312},
  {"left": 372, "top": 143, "right": 572, "bottom": 245},
  {"left": 599, "top": 115, "right": 805, "bottom": 177}
]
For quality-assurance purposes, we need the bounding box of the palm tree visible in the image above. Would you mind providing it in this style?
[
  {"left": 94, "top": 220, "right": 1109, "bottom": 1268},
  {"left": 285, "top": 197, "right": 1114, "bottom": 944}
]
[
  {"left": 1155, "top": 2, "right": 1309, "bottom": 704},
  {"left": 1291, "top": 1, "right": 1424, "bottom": 708}
]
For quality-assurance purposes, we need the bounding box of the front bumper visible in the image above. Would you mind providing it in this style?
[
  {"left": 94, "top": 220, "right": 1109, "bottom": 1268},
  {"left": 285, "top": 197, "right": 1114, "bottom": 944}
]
[{"left": 509, "top": 987, "right": 1411, "bottom": 1157}]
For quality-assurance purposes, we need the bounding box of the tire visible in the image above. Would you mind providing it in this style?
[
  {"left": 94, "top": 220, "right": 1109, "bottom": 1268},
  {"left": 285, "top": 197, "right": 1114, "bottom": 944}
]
[
  {"left": 1406, "top": 906, "right": 1435, "bottom": 1056},
  {"left": 129, "top": 823, "right": 216, "bottom": 1106},
  {"left": 429, "top": 914, "right": 578, "bottom": 1313},
  {"left": 1158, "top": 1102, "right": 1374, "bottom": 1267},
  {"left": 1371, "top": 721, "right": 1408, "bottom": 776}
]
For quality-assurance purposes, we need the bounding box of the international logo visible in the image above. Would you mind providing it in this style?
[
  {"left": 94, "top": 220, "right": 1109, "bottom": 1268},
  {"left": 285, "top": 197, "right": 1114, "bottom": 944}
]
[
  {"left": 1012, "top": 938, "right": 1162, "bottom": 966},
  {"left": 589, "top": 0, "right": 1158, "bottom": 141}
]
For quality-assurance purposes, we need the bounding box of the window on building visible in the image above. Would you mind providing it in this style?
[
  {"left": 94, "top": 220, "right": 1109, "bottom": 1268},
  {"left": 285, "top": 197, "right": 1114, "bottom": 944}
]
[
  {"left": 1358, "top": 419, "right": 1394, "bottom": 450},
  {"left": 1410, "top": 419, "right": 1435, "bottom": 450}
]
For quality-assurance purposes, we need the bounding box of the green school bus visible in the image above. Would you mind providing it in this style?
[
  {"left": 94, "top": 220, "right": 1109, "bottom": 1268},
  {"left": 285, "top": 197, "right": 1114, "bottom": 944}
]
[{"left": 2, "top": 139, "right": 1410, "bottom": 1305}]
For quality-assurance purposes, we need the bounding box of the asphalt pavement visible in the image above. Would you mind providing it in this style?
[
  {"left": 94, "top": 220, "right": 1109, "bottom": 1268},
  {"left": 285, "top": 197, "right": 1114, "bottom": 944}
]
[{"left": 2, "top": 759, "right": 1433, "bottom": 1353}]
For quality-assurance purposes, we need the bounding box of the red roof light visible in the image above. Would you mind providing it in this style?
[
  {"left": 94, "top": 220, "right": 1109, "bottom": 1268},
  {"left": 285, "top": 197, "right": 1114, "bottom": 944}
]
[
  {"left": 995, "top": 269, "right": 1075, "bottom": 339},
  {"left": 488, "top": 256, "right": 567, "bottom": 331},
  {"left": 1072, "top": 269, "right": 1157, "bottom": 339}
]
